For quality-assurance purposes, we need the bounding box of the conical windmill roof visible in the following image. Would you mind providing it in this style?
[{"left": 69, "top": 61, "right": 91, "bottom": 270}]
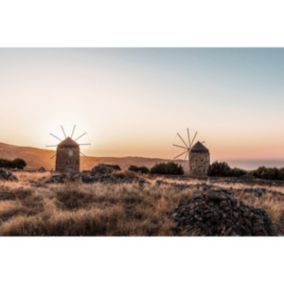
[
  {"left": 191, "top": 141, "right": 209, "bottom": 153},
  {"left": 58, "top": 137, "right": 79, "bottom": 147}
]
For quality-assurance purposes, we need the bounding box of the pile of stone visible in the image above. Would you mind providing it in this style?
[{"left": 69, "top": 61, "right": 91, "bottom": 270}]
[
  {"left": 172, "top": 189, "right": 277, "bottom": 236},
  {"left": 38, "top": 167, "right": 46, "bottom": 173},
  {"left": 241, "top": 187, "right": 284, "bottom": 198},
  {"left": 46, "top": 164, "right": 147, "bottom": 186},
  {"left": 242, "top": 187, "right": 267, "bottom": 197},
  {"left": 47, "top": 172, "right": 81, "bottom": 184},
  {"left": 91, "top": 164, "right": 121, "bottom": 175},
  {"left": 0, "top": 169, "right": 18, "bottom": 182},
  {"left": 82, "top": 169, "right": 147, "bottom": 186},
  {"left": 79, "top": 164, "right": 121, "bottom": 183}
]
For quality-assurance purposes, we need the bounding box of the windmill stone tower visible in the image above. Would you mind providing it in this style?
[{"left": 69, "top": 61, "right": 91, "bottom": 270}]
[
  {"left": 173, "top": 129, "right": 210, "bottom": 177},
  {"left": 56, "top": 137, "right": 80, "bottom": 172},
  {"left": 189, "top": 141, "right": 210, "bottom": 177},
  {"left": 47, "top": 125, "right": 91, "bottom": 173}
]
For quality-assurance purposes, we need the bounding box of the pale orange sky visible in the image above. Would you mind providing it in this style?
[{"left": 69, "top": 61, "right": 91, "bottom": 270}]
[{"left": 0, "top": 48, "right": 284, "bottom": 161}]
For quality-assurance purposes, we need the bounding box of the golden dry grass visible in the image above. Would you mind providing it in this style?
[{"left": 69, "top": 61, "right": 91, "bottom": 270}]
[{"left": 0, "top": 172, "right": 283, "bottom": 236}]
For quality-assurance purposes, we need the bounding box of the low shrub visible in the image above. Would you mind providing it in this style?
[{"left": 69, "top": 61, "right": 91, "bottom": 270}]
[
  {"left": 12, "top": 159, "right": 27, "bottom": 170},
  {"left": 128, "top": 165, "right": 150, "bottom": 174},
  {"left": 208, "top": 162, "right": 247, "bottom": 177},
  {"left": 252, "top": 167, "right": 284, "bottom": 180},
  {"left": 209, "top": 162, "right": 284, "bottom": 180},
  {"left": 150, "top": 162, "right": 184, "bottom": 176},
  {"left": 0, "top": 158, "right": 27, "bottom": 170},
  {"left": 230, "top": 167, "right": 247, "bottom": 177},
  {"left": 208, "top": 162, "right": 231, "bottom": 177},
  {"left": 104, "top": 164, "right": 121, "bottom": 171},
  {"left": 92, "top": 164, "right": 121, "bottom": 175}
]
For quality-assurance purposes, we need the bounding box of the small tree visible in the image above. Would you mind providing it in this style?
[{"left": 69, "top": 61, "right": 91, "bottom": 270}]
[{"left": 12, "top": 159, "right": 27, "bottom": 170}]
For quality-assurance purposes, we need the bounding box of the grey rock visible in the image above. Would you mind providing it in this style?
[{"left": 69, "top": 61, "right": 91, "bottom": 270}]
[
  {"left": 0, "top": 169, "right": 18, "bottom": 182},
  {"left": 172, "top": 189, "right": 278, "bottom": 236}
]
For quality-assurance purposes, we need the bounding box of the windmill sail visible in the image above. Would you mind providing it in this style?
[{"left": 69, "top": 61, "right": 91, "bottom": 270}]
[
  {"left": 173, "top": 128, "right": 202, "bottom": 176},
  {"left": 47, "top": 125, "right": 90, "bottom": 161}
]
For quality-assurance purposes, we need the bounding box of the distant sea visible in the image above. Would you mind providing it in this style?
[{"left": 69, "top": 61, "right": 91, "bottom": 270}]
[{"left": 226, "top": 160, "right": 284, "bottom": 171}]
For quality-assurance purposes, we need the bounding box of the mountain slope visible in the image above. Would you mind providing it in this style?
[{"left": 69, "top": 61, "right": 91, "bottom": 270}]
[{"left": 0, "top": 142, "right": 186, "bottom": 171}]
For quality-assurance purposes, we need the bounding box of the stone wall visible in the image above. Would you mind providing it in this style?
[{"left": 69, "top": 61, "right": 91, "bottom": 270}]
[
  {"left": 55, "top": 146, "right": 80, "bottom": 172},
  {"left": 189, "top": 152, "right": 210, "bottom": 177}
]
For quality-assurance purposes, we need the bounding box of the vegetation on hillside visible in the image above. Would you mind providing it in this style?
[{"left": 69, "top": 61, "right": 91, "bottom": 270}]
[
  {"left": 128, "top": 165, "right": 150, "bottom": 174},
  {"left": 0, "top": 158, "right": 27, "bottom": 170},
  {"left": 208, "top": 162, "right": 247, "bottom": 178},
  {"left": 94, "top": 164, "right": 121, "bottom": 171},
  {"left": 150, "top": 162, "right": 184, "bottom": 176},
  {"left": 209, "top": 161, "right": 284, "bottom": 181},
  {"left": 252, "top": 166, "right": 284, "bottom": 180}
]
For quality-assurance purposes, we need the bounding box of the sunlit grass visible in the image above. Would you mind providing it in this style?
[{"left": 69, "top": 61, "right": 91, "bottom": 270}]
[{"left": 0, "top": 172, "right": 283, "bottom": 236}]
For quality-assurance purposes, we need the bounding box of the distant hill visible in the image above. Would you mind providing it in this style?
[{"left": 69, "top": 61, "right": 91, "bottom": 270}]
[{"left": 0, "top": 142, "right": 187, "bottom": 171}]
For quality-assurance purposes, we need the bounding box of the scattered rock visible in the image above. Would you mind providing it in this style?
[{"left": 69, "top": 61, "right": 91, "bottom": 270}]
[
  {"left": 80, "top": 170, "right": 147, "bottom": 185},
  {"left": 171, "top": 183, "right": 193, "bottom": 190},
  {"left": 239, "top": 187, "right": 284, "bottom": 198},
  {"left": 45, "top": 168, "right": 147, "bottom": 186},
  {"left": 0, "top": 190, "right": 16, "bottom": 201},
  {"left": 46, "top": 172, "right": 81, "bottom": 184},
  {"left": 243, "top": 188, "right": 267, "bottom": 197},
  {"left": 47, "top": 174, "right": 68, "bottom": 184},
  {"left": 0, "top": 169, "right": 18, "bottom": 182},
  {"left": 38, "top": 167, "right": 46, "bottom": 173},
  {"left": 172, "top": 189, "right": 277, "bottom": 236},
  {"left": 91, "top": 164, "right": 120, "bottom": 175}
]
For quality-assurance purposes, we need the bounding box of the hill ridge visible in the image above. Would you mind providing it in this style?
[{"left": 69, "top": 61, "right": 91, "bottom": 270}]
[{"left": 0, "top": 141, "right": 184, "bottom": 171}]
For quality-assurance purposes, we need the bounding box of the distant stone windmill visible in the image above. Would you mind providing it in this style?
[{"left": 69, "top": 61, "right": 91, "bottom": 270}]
[
  {"left": 46, "top": 125, "right": 91, "bottom": 172},
  {"left": 173, "top": 128, "right": 210, "bottom": 177}
]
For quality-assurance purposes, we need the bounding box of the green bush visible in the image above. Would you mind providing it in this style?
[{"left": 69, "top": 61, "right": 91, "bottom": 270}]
[
  {"left": 128, "top": 165, "right": 150, "bottom": 174},
  {"left": 0, "top": 158, "right": 27, "bottom": 170},
  {"left": 150, "top": 162, "right": 184, "bottom": 176},
  {"left": 208, "top": 162, "right": 247, "bottom": 178}
]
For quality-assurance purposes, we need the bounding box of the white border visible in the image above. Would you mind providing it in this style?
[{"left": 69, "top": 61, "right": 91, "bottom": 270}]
[
  {"left": 0, "top": 238, "right": 282, "bottom": 284},
  {"left": 0, "top": 0, "right": 284, "bottom": 47},
  {"left": 1, "top": 0, "right": 284, "bottom": 283}
]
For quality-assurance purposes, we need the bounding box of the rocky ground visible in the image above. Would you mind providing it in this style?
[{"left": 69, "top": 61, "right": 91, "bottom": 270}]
[
  {"left": 43, "top": 164, "right": 148, "bottom": 186},
  {"left": 0, "top": 166, "right": 283, "bottom": 236},
  {"left": 0, "top": 169, "right": 18, "bottom": 182},
  {"left": 173, "top": 189, "right": 277, "bottom": 236}
]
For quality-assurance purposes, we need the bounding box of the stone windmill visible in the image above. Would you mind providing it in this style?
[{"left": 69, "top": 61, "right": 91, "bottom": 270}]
[
  {"left": 173, "top": 129, "right": 210, "bottom": 177},
  {"left": 47, "top": 125, "right": 91, "bottom": 172}
]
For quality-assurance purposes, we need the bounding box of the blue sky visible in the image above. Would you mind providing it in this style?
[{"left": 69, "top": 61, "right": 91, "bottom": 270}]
[{"left": 0, "top": 48, "right": 283, "bottom": 160}]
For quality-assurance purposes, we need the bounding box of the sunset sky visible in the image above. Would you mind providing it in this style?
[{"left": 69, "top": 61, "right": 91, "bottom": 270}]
[{"left": 0, "top": 48, "right": 284, "bottom": 161}]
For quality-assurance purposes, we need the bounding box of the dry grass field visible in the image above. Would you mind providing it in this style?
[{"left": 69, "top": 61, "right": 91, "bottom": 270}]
[{"left": 0, "top": 171, "right": 283, "bottom": 236}]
